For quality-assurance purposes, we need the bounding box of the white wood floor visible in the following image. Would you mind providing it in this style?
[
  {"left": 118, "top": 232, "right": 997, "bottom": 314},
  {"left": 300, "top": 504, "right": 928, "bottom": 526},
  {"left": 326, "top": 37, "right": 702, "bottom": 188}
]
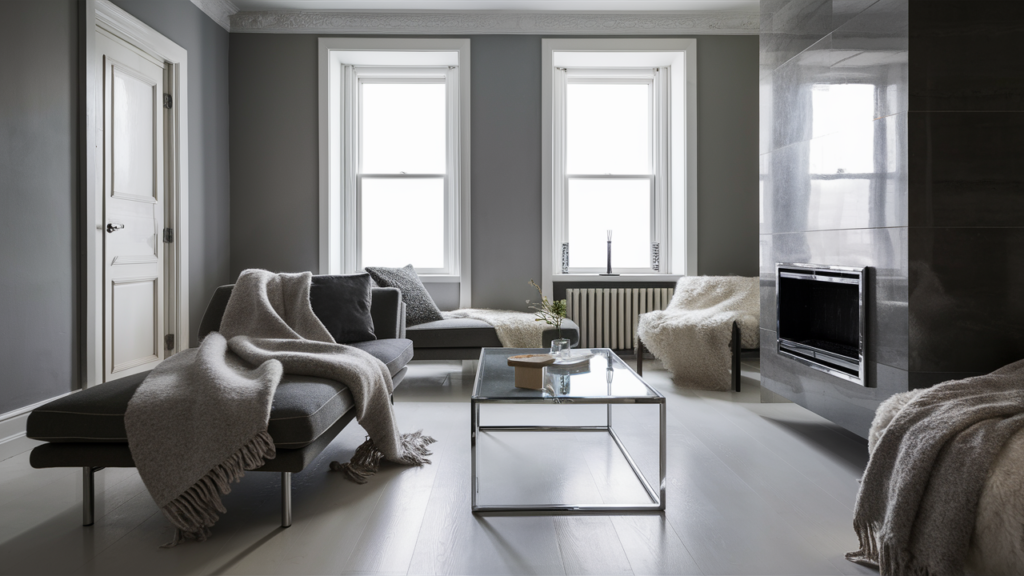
[{"left": 0, "top": 358, "right": 875, "bottom": 576}]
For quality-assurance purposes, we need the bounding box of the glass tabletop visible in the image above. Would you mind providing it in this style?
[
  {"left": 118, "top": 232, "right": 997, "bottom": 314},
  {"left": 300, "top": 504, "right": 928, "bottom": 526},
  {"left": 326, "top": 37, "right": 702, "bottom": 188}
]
[{"left": 472, "top": 348, "right": 663, "bottom": 402}]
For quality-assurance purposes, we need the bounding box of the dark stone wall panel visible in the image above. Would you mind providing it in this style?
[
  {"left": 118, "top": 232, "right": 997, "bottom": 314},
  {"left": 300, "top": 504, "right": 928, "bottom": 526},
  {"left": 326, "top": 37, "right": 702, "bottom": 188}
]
[
  {"left": 910, "top": 0, "right": 1024, "bottom": 112},
  {"left": 909, "top": 227, "right": 1024, "bottom": 373},
  {"left": 909, "top": 111, "right": 1024, "bottom": 228}
]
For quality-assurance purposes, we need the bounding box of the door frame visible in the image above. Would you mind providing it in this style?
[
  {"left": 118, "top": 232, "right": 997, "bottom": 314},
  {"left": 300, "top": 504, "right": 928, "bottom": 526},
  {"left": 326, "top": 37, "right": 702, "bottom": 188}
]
[{"left": 82, "top": 0, "right": 189, "bottom": 387}]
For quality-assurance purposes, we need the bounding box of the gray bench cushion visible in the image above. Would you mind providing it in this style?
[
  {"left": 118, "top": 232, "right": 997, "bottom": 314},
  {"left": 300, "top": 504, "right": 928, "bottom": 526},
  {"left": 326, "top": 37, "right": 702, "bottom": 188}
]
[
  {"left": 27, "top": 338, "right": 414, "bottom": 450},
  {"left": 405, "top": 318, "right": 581, "bottom": 350},
  {"left": 406, "top": 318, "right": 503, "bottom": 348}
]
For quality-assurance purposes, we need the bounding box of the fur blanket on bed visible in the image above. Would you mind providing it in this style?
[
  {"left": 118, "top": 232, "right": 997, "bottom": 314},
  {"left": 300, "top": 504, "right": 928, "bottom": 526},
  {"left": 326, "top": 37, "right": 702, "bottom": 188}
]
[
  {"left": 636, "top": 276, "right": 759, "bottom": 390},
  {"left": 853, "top": 361, "right": 1024, "bottom": 575},
  {"left": 125, "top": 270, "right": 434, "bottom": 546}
]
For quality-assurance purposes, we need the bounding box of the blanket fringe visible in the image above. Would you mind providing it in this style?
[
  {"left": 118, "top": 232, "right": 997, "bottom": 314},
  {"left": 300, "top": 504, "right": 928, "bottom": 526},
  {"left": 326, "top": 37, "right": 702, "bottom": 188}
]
[
  {"left": 159, "top": 430, "right": 276, "bottom": 547},
  {"left": 847, "top": 521, "right": 937, "bottom": 576},
  {"left": 329, "top": 431, "right": 436, "bottom": 484}
]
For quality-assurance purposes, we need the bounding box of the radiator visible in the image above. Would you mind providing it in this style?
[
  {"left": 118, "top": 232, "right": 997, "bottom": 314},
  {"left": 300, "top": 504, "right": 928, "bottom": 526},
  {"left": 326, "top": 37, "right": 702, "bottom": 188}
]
[{"left": 566, "top": 288, "right": 674, "bottom": 350}]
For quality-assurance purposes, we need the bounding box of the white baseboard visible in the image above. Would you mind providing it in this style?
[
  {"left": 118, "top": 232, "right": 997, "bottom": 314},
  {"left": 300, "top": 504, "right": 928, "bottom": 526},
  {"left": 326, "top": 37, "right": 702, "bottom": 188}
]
[{"left": 0, "top": 393, "right": 75, "bottom": 463}]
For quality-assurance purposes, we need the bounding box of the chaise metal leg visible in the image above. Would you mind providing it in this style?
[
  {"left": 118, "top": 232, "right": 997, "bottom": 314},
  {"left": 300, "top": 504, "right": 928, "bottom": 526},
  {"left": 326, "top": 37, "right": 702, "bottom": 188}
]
[
  {"left": 281, "top": 472, "right": 292, "bottom": 528},
  {"left": 82, "top": 466, "right": 104, "bottom": 526},
  {"left": 83, "top": 466, "right": 95, "bottom": 526},
  {"left": 732, "top": 321, "right": 741, "bottom": 392}
]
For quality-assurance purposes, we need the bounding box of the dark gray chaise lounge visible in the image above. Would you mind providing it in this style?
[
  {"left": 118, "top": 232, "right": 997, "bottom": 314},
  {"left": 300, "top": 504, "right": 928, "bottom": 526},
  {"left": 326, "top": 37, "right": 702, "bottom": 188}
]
[
  {"left": 26, "top": 285, "right": 413, "bottom": 529},
  {"left": 406, "top": 317, "right": 580, "bottom": 360}
]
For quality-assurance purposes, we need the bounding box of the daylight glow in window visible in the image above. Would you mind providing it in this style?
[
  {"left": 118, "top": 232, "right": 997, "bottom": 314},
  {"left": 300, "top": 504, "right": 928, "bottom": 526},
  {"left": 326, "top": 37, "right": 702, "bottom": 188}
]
[
  {"left": 361, "top": 83, "right": 446, "bottom": 174},
  {"left": 568, "top": 178, "right": 651, "bottom": 269},
  {"left": 361, "top": 177, "right": 445, "bottom": 269},
  {"left": 567, "top": 83, "right": 651, "bottom": 175}
]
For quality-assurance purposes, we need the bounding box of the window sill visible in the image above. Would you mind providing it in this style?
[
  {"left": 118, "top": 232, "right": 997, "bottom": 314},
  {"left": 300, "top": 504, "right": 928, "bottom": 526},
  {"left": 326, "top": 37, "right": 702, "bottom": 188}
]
[
  {"left": 419, "top": 275, "right": 461, "bottom": 283},
  {"left": 553, "top": 274, "right": 683, "bottom": 283}
]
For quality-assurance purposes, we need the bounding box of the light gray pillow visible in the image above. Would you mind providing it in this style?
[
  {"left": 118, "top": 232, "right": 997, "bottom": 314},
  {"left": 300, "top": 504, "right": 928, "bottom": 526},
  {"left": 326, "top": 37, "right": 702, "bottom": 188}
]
[{"left": 364, "top": 265, "right": 444, "bottom": 327}]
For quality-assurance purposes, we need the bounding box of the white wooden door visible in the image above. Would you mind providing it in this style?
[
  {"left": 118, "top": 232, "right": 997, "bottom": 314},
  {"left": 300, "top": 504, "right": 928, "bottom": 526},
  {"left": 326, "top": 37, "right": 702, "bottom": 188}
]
[{"left": 98, "top": 30, "right": 167, "bottom": 381}]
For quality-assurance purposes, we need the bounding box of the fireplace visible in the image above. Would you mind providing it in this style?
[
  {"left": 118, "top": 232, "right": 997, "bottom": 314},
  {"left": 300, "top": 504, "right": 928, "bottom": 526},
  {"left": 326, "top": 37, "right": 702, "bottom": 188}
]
[{"left": 776, "top": 263, "right": 868, "bottom": 386}]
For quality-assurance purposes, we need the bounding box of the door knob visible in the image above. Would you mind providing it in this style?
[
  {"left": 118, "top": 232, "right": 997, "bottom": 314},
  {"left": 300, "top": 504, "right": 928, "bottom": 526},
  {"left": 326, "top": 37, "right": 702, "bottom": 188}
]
[{"left": 106, "top": 223, "right": 125, "bottom": 233}]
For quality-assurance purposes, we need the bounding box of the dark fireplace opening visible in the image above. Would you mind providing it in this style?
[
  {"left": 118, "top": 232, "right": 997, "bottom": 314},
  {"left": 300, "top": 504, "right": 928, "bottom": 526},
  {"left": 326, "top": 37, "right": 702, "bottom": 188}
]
[{"left": 776, "top": 264, "right": 867, "bottom": 386}]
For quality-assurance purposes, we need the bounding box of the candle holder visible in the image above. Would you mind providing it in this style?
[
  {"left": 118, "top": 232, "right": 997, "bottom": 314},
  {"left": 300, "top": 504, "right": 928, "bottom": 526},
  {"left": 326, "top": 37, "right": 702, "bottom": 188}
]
[{"left": 599, "top": 229, "right": 619, "bottom": 276}]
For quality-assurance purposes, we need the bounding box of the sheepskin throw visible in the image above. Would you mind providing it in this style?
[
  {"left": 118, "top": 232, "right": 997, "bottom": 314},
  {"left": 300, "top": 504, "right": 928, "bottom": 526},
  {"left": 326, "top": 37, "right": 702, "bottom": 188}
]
[
  {"left": 125, "top": 270, "right": 434, "bottom": 546},
  {"left": 443, "top": 309, "right": 548, "bottom": 348},
  {"left": 636, "top": 276, "right": 759, "bottom": 390},
  {"left": 849, "top": 359, "right": 1024, "bottom": 575}
]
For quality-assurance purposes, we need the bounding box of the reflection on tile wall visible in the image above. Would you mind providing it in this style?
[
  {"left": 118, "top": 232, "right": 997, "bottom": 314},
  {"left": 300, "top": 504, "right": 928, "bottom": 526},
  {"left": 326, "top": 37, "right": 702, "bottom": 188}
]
[
  {"left": 762, "top": 0, "right": 1024, "bottom": 438},
  {"left": 760, "top": 0, "right": 909, "bottom": 437}
]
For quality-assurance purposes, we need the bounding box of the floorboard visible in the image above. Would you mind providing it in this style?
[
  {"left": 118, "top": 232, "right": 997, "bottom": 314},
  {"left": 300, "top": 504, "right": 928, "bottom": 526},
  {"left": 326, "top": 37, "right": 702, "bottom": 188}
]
[{"left": 0, "top": 358, "right": 873, "bottom": 576}]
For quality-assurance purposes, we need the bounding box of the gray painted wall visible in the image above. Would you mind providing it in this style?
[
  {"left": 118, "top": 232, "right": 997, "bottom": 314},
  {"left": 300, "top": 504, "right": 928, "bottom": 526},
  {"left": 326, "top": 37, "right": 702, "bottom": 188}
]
[
  {"left": 229, "top": 34, "right": 759, "bottom": 310},
  {"left": 112, "top": 0, "right": 232, "bottom": 347},
  {"left": 0, "top": 1, "right": 79, "bottom": 414},
  {"left": 0, "top": 0, "right": 229, "bottom": 415}
]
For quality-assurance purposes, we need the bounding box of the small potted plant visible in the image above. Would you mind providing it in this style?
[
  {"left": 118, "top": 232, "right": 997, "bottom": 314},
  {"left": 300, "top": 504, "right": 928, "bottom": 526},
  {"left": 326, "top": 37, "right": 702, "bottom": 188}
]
[{"left": 528, "top": 280, "right": 569, "bottom": 356}]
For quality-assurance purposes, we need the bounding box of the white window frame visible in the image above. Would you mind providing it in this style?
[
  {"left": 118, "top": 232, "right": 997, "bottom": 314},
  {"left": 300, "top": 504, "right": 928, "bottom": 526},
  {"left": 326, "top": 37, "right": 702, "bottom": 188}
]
[
  {"left": 541, "top": 39, "right": 697, "bottom": 297},
  {"left": 554, "top": 67, "right": 669, "bottom": 275},
  {"left": 319, "top": 38, "right": 471, "bottom": 306}
]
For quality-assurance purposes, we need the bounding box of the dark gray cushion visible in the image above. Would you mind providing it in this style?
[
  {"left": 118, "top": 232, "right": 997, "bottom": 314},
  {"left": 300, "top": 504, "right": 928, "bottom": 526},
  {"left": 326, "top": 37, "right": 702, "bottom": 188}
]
[
  {"left": 27, "top": 338, "right": 414, "bottom": 449},
  {"left": 406, "top": 318, "right": 502, "bottom": 348},
  {"left": 365, "top": 265, "right": 444, "bottom": 327},
  {"left": 369, "top": 287, "right": 402, "bottom": 339},
  {"left": 349, "top": 338, "right": 414, "bottom": 377},
  {"left": 310, "top": 274, "right": 376, "bottom": 343},
  {"left": 199, "top": 284, "right": 404, "bottom": 342}
]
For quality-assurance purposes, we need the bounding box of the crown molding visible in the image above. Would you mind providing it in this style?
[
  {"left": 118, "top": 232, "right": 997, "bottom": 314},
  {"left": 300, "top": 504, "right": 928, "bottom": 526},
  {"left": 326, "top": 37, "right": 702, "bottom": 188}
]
[
  {"left": 229, "top": 10, "right": 759, "bottom": 35},
  {"left": 191, "top": 0, "right": 239, "bottom": 32}
]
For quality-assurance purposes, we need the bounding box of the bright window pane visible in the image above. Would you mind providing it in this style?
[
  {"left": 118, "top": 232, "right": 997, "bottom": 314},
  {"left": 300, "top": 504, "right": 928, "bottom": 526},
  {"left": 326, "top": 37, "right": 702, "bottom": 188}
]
[
  {"left": 567, "top": 178, "right": 651, "bottom": 269},
  {"left": 361, "top": 178, "right": 444, "bottom": 269},
  {"left": 361, "top": 83, "right": 446, "bottom": 174},
  {"left": 567, "top": 83, "right": 650, "bottom": 175}
]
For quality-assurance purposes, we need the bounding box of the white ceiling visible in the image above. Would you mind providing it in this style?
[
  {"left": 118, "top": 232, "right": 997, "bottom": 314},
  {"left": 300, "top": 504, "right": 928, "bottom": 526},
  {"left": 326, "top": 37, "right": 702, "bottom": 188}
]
[{"left": 229, "top": 0, "right": 759, "bottom": 12}]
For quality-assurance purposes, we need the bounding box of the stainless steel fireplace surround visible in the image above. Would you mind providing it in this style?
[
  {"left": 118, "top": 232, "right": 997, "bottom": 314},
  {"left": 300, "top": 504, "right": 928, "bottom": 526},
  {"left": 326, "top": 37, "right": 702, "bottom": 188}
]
[{"left": 776, "top": 263, "right": 867, "bottom": 386}]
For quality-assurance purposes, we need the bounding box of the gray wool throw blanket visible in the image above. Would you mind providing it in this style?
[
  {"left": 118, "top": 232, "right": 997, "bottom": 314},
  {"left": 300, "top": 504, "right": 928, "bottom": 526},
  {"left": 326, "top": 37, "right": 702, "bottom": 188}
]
[
  {"left": 848, "top": 359, "right": 1024, "bottom": 575},
  {"left": 124, "top": 270, "right": 435, "bottom": 546}
]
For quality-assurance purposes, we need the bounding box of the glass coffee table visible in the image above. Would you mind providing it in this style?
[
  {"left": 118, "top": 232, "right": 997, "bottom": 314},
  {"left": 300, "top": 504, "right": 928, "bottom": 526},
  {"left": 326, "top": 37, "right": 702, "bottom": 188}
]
[{"left": 471, "top": 347, "right": 666, "bottom": 513}]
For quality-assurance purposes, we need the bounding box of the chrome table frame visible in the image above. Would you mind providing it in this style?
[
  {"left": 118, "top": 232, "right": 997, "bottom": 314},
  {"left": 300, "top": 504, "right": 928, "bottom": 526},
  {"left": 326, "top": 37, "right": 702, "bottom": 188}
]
[{"left": 470, "top": 348, "right": 666, "bottom": 513}]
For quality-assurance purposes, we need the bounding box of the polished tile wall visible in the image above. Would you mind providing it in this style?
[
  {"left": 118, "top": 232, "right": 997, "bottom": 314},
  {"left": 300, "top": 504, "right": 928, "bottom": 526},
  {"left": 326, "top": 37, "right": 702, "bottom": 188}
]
[
  {"left": 761, "top": 0, "right": 1024, "bottom": 437},
  {"left": 760, "top": 0, "right": 909, "bottom": 437}
]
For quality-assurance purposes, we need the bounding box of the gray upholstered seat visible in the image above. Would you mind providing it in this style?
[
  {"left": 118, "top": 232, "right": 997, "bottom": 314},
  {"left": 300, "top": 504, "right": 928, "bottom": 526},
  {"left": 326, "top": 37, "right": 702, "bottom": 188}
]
[
  {"left": 406, "top": 318, "right": 503, "bottom": 348},
  {"left": 405, "top": 317, "right": 580, "bottom": 360},
  {"left": 28, "top": 338, "right": 413, "bottom": 450}
]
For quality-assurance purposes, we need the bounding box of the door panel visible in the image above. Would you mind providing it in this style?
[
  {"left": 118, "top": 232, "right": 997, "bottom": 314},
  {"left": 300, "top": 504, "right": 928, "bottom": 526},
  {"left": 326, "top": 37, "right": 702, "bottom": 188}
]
[
  {"left": 112, "top": 68, "right": 156, "bottom": 201},
  {"left": 98, "top": 31, "right": 166, "bottom": 381},
  {"left": 112, "top": 278, "right": 158, "bottom": 371}
]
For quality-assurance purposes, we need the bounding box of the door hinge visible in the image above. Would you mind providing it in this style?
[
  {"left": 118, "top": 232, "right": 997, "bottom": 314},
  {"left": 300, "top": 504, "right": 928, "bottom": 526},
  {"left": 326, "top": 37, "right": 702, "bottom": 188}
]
[
  {"left": 163, "top": 93, "right": 173, "bottom": 109},
  {"left": 165, "top": 334, "right": 175, "bottom": 350},
  {"left": 163, "top": 228, "right": 174, "bottom": 243}
]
